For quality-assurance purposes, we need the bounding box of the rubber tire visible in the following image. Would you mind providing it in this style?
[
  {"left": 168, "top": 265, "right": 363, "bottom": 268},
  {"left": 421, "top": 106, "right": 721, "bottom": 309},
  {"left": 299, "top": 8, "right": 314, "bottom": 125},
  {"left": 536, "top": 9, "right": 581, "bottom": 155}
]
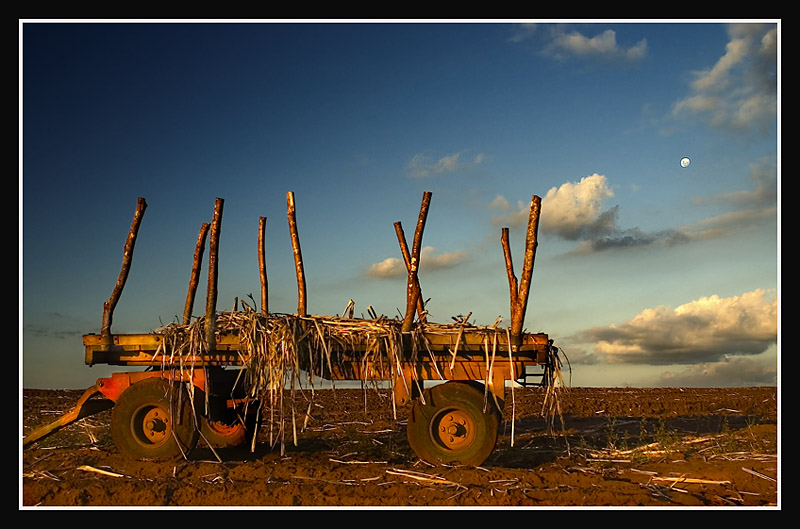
[
  {"left": 111, "top": 378, "right": 199, "bottom": 460},
  {"left": 407, "top": 381, "right": 500, "bottom": 466},
  {"left": 200, "top": 403, "right": 261, "bottom": 449}
]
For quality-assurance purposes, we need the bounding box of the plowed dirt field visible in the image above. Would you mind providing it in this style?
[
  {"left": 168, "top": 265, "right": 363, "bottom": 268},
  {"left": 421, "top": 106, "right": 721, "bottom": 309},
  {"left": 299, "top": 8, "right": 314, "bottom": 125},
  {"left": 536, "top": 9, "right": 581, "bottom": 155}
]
[{"left": 21, "top": 386, "right": 778, "bottom": 508}]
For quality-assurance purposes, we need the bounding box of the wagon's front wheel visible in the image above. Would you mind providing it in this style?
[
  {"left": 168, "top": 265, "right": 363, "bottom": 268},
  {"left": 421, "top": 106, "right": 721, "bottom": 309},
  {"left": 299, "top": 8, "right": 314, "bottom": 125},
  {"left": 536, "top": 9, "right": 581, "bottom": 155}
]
[
  {"left": 111, "top": 378, "right": 199, "bottom": 460},
  {"left": 407, "top": 381, "right": 500, "bottom": 466}
]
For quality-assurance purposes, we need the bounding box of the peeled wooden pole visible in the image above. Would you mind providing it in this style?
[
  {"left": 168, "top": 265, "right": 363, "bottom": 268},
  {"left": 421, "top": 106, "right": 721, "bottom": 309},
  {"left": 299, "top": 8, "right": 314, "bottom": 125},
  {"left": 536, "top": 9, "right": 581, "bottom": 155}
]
[
  {"left": 258, "top": 216, "right": 269, "bottom": 316},
  {"left": 205, "top": 198, "right": 224, "bottom": 350},
  {"left": 287, "top": 192, "right": 307, "bottom": 317},
  {"left": 101, "top": 197, "right": 147, "bottom": 340},
  {"left": 502, "top": 195, "right": 542, "bottom": 342},
  {"left": 401, "top": 191, "right": 432, "bottom": 332},
  {"left": 183, "top": 222, "right": 210, "bottom": 324},
  {"left": 394, "top": 221, "right": 426, "bottom": 324}
]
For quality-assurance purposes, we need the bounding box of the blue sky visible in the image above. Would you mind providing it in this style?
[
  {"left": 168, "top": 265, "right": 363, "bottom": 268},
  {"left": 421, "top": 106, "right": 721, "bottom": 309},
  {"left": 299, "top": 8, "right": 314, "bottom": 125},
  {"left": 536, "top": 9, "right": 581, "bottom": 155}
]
[{"left": 20, "top": 21, "right": 779, "bottom": 389}]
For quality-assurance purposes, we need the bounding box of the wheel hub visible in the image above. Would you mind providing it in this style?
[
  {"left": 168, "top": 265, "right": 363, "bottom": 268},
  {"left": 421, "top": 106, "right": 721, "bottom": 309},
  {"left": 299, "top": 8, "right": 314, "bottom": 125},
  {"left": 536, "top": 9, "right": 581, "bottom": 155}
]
[
  {"left": 136, "top": 406, "right": 172, "bottom": 445},
  {"left": 433, "top": 409, "right": 476, "bottom": 452}
]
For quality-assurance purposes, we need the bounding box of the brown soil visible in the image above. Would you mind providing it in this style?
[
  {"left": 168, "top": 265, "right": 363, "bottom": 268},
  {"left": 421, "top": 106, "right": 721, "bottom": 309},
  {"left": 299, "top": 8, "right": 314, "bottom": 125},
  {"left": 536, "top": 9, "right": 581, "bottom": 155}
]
[{"left": 21, "top": 386, "right": 779, "bottom": 508}]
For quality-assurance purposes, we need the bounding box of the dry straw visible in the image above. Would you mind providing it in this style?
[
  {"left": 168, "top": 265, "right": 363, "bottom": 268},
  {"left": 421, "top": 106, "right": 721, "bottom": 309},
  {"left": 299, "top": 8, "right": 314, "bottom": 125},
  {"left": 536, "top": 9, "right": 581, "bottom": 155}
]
[{"left": 151, "top": 308, "right": 564, "bottom": 451}]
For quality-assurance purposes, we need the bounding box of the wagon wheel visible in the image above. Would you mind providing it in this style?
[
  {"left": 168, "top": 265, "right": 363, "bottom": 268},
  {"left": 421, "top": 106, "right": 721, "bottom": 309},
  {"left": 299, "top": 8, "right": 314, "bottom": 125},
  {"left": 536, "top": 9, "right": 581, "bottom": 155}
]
[
  {"left": 407, "top": 381, "right": 500, "bottom": 466},
  {"left": 200, "top": 402, "right": 261, "bottom": 449},
  {"left": 111, "top": 378, "right": 199, "bottom": 460}
]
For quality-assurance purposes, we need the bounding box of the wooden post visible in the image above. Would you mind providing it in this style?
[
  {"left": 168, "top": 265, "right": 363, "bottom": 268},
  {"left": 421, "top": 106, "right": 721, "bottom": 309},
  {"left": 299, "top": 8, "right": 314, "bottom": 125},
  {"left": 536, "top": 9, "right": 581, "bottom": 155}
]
[
  {"left": 501, "top": 227, "right": 518, "bottom": 320},
  {"left": 516, "top": 195, "right": 541, "bottom": 335},
  {"left": 502, "top": 195, "right": 541, "bottom": 342},
  {"left": 183, "top": 222, "right": 210, "bottom": 325},
  {"left": 287, "top": 192, "right": 307, "bottom": 317},
  {"left": 394, "top": 221, "right": 426, "bottom": 324},
  {"left": 401, "top": 191, "right": 432, "bottom": 332},
  {"left": 258, "top": 216, "right": 269, "bottom": 316},
  {"left": 205, "top": 198, "right": 224, "bottom": 350},
  {"left": 101, "top": 197, "right": 147, "bottom": 341}
]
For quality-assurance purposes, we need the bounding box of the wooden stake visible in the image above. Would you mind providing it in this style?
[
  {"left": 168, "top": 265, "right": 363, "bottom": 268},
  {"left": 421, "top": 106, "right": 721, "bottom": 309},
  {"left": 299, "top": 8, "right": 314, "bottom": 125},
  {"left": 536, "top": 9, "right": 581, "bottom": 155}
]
[
  {"left": 101, "top": 197, "right": 147, "bottom": 340},
  {"left": 183, "top": 222, "right": 210, "bottom": 325},
  {"left": 516, "top": 195, "right": 541, "bottom": 336},
  {"left": 258, "top": 216, "right": 269, "bottom": 316},
  {"left": 402, "top": 191, "right": 432, "bottom": 332},
  {"left": 501, "top": 227, "right": 518, "bottom": 317},
  {"left": 287, "top": 192, "right": 307, "bottom": 317},
  {"left": 501, "top": 195, "right": 541, "bottom": 341},
  {"left": 205, "top": 198, "right": 224, "bottom": 350},
  {"left": 394, "top": 221, "right": 426, "bottom": 324}
]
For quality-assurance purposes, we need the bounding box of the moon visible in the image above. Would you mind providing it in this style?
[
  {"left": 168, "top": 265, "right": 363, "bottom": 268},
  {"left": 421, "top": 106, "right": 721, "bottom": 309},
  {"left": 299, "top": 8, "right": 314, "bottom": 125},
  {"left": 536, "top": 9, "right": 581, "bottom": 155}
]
[{"left": 680, "top": 157, "right": 691, "bottom": 168}]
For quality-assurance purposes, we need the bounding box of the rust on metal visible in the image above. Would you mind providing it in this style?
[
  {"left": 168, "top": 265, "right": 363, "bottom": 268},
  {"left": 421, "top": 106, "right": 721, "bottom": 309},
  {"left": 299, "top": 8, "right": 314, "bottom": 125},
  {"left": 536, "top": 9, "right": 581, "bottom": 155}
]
[{"left": 22, "top": 384, "right": 109, "bottom": 447}]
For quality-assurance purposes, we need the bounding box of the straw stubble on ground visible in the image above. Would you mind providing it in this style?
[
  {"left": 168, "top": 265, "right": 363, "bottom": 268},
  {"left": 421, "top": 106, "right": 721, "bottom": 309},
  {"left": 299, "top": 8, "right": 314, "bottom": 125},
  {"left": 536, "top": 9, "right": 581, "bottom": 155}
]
[{"left": 22, "top": 386, "right": 777, "bottom": 507}]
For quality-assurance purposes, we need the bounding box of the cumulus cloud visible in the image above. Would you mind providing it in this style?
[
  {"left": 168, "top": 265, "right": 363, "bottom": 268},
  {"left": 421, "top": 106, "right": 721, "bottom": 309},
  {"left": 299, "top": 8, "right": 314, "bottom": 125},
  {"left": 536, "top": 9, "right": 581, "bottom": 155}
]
[
  {"left": 366, "top": 256, "right": 406, "bottom": 278},
  {"left": 367, "top": 246, "right": 468, "bottom": 278},
  {"left": 406, "top": 151, "right": 485, "bottom": 178},
  {"left": 540, "top": 173, "right": 616, "bottom": 240},
  {"left": 572, "top": 289, "right": 778, "bottom": 366},
  {"left": 491, "top": 173, "right": 668, "bottom": 253},
  {"left": 490, "top": 173, "right": 614, "bottom": 237},
  {"left": 672, "top": 23, "right": 777, "bottom": 136},
  {"left": 544, "top": 28, "right": 647, "bottom": 62}
]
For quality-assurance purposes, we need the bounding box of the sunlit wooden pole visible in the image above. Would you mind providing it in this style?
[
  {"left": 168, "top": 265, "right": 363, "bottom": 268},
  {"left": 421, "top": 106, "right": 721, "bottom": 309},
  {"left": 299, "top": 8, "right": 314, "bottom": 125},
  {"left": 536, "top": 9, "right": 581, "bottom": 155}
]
[
  {"left": 183, "top": 222, "right": 210, "bottom": 325},
  {"left": 287, "top": 192, "right": 307, "bottom": 317},
  {"left": 205, "top": 198, "right": 224, "bottom": 350},
  {"left": 502, "top": 195, "right": 541, "bottom": 342},
  {"left": 101, "top": 197, "right": 147, "bottom": 341},
  {"left": 401, "top": 191, "right": 432, "bottom": 332},
  {"left": 258, "top": 216, "right": 269, "bottom": 316},
  {"left": 516, "top": 195, "right": 541, "bottom": 336},
  {"left": 394, "top": 221, "right": 426, "bottom": 324}
]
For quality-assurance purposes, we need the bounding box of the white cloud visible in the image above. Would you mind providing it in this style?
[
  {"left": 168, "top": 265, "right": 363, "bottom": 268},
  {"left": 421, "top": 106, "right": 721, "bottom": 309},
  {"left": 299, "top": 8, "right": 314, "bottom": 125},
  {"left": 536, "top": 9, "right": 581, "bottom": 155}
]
[
  {"left": 420, "top": 246, "right": 468, "bottom": 270},
  {"left": 491, "top": 173, "right": 618, "bottom": 240},
  {"left": 406, "top": 151, "right": 484, "bottom": 178},
  {"left": 366, "top": 256, "right": 405, "bottom": 278},
  {"left": 671, "top": 23, "right": 777, "bottom": 136},
  {"left": 367, "top": 246, "right": 468, "bottom": 278},
  {"left": 540, "top": 173, "right": 616, "bottom": 239},
  {"left": 543, "top": 28, "right": 647, "bottom": 62},
  {"left": 573, "top": 289, "right": 778, "bottom": 366}
]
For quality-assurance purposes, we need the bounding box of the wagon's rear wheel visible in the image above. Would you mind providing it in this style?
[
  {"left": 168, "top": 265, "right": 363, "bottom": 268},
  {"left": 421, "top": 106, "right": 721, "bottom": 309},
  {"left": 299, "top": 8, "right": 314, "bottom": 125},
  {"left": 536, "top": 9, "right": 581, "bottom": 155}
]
[
  {"left": 407, "top": 381, "right": 500, "bottom": 466},
  {"left": 200, "top": 402, "right": 261, "bottom": 449},
  {"left": 111, "top": 378, "right": 199, "bottom": 460}
]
